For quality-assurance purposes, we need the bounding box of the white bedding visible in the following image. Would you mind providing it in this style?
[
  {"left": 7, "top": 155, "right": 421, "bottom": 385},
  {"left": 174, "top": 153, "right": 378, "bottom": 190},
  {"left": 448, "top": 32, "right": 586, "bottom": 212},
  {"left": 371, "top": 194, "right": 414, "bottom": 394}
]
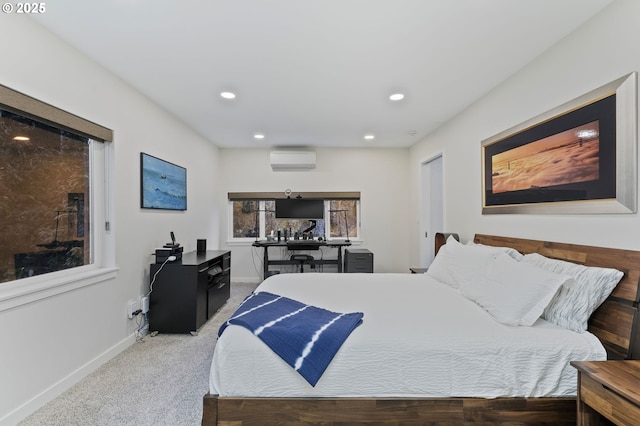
[{"left": 210, "top": 272, "right": 606, "bottom": 398}]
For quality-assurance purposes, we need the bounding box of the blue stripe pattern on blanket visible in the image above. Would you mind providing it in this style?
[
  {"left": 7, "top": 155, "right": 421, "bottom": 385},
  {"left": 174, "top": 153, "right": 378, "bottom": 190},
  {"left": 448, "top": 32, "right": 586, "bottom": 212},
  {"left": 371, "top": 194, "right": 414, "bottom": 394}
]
[{"left": 218, "top": 291, "right": 364, "bottom": 386}]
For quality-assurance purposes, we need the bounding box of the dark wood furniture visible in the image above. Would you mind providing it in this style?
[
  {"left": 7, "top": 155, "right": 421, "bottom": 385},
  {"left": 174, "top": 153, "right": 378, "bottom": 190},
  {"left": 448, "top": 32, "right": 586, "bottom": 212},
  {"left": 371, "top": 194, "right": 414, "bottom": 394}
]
[
  {"left": 434, "top": 231, "right": 459, "bottom": 255},
  {"left": 344, "top": 248, "right": 373, "bottom": 273},
  {"left": 571, "top": 360, "right": 640, "bottom": 425},
  {"left": 149, "top": 250, "right": 230, "bottom": 335},
  {"left": 202, "top": 234, "right": 640, "bottom": 425},
  {"left": 252, "top": 240, "right": 351, "bottom": 278}
]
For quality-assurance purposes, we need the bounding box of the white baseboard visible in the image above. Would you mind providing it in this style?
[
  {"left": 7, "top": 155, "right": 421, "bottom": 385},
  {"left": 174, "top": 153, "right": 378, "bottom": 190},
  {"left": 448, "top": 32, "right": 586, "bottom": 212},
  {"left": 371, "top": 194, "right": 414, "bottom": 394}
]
[{"left": 1, "top": 333, "right": 136, "bottom": 426}]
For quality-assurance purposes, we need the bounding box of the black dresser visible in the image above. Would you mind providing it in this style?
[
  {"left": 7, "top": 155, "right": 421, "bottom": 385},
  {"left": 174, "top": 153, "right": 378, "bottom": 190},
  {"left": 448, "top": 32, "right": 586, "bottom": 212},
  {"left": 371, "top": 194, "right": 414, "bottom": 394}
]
[{"left": 149, "top": 250, "right": 230, "bottom": 334}]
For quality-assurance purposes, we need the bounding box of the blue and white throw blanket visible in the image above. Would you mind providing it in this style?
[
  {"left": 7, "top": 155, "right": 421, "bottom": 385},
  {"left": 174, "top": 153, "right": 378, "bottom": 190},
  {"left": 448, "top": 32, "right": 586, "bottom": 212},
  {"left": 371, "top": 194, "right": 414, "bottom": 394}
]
[{"left": 218, "top": 291, "right": 364, "bottom": 386}]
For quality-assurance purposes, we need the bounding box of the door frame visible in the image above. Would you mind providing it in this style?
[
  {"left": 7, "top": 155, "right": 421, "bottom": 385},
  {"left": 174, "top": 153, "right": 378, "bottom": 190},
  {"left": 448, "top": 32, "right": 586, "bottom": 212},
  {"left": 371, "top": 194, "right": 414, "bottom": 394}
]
[{"left": 418, "top": 153, "right": 444, "bottom": 268}]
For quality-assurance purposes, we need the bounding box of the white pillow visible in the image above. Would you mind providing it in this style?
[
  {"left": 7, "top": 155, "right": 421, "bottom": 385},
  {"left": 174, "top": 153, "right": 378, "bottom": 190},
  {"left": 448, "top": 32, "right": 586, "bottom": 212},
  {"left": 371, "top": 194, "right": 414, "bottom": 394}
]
[
  {"left": 461, "top": 253, "right": 570, "bottom": 326},
  {"left": 466, "top": 241, "right": 523, "bottom": 261},
  {"left": 521, "top": 253, "right": 623, "bottom": 333},
  {"left": 427, "top": 236, "right": 503, "bottom": 289}
]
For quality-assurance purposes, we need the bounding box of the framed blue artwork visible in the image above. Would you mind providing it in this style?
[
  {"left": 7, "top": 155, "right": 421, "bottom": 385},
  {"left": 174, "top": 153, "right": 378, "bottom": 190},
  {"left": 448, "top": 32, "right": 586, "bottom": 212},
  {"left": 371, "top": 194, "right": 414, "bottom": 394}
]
[{"left": 140, "top": 152, "right": 187, "bottom": 211}]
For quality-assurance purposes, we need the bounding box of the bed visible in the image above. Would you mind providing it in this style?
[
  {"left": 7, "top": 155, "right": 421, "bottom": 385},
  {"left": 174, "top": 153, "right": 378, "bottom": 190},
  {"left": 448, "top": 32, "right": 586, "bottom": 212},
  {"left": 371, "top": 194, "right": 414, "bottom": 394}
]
[{"left": 202, "top": 234, "right": 640, "bottom": 425}]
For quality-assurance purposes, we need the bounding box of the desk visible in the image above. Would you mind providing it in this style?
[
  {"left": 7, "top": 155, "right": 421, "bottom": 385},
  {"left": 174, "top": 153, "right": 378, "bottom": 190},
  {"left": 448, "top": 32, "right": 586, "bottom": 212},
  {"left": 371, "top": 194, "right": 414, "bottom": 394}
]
[
  {"left": 252, "top": 240, "right": 351, "bottom": 278},
  {"left": 571, "top": 360, "right": 640, "bottom": 425}
]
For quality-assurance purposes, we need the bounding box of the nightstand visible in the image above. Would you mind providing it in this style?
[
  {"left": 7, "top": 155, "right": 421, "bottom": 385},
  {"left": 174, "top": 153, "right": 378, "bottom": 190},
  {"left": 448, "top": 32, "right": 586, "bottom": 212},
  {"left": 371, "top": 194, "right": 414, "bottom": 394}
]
[{"left": 571, "top": 360, "right": 640, "bottom": 425}]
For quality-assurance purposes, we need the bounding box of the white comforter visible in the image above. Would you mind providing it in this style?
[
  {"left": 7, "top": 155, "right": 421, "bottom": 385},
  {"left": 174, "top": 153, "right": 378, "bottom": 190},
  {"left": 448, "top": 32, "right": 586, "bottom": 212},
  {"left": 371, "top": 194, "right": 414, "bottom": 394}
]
[{"left": 210, "top": 272, "right": 605, "bottom": 398}]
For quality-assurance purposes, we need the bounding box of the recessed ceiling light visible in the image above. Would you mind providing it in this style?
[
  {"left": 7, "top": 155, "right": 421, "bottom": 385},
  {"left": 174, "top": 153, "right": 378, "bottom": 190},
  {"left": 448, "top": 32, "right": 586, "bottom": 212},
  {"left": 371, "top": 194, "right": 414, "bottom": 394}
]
[
  {"left": 254, "top": 133, "right": 265, "bottom": 139},
  {"left": 389, "top": 93, "right": 404, "bottom": 101},
  {"left": 364, "top": 134, "right": 375, "bottom": 140},
  {"left": 13, "top": 136, "right": 30, "bottom": 141},
  {"left": 220, "top": 91, "right": 236, "bottom": 99}
]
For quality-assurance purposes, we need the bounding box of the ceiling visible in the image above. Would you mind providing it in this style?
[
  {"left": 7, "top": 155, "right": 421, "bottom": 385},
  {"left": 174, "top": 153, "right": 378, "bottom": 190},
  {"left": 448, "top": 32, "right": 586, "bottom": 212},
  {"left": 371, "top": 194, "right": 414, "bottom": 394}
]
[{"left": 31, "top": 0, "right": 613, "bottom": 149}]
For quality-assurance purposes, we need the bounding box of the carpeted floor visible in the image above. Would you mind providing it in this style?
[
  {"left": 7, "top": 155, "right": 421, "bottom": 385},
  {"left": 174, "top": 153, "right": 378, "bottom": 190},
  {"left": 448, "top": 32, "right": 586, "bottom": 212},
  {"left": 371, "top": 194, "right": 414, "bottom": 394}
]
[{"left": 19, "top": 282, "right": 257, "bottom": 426}]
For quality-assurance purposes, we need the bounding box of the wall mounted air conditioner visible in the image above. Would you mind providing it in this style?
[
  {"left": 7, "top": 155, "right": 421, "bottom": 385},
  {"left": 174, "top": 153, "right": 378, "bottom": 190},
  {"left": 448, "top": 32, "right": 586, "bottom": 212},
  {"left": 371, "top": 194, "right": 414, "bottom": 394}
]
[{"left": 270, "top": 150, "right": 316, "bottom": 170}]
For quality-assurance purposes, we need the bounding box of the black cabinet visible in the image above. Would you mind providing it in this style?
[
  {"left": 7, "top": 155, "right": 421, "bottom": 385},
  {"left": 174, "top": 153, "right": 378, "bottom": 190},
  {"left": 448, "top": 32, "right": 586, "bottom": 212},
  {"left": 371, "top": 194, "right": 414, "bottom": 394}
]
[
  {"left": 149, "top": 250, "right": 230, "bottom": 334},
  {"left": 344, "top": 248, "right": 373, "bottom": 273}
]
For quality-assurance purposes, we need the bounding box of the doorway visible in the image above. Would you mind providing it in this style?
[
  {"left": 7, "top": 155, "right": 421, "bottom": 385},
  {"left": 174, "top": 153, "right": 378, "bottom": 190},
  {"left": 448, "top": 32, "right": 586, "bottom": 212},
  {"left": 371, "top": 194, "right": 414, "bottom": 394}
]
[{"left": 418, "top": 155, "right": 443, "bottom": 267}]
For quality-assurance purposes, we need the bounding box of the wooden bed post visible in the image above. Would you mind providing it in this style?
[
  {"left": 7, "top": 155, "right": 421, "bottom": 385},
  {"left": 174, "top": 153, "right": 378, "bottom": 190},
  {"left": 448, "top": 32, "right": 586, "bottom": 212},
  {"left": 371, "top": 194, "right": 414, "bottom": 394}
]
[{"left": 201, "top": 394, "right": 218, "bottom": 426}]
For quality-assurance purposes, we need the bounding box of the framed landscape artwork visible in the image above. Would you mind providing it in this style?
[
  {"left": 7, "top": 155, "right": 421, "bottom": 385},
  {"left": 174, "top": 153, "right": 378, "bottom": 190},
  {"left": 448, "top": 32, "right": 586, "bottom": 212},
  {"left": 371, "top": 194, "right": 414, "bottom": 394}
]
[
  {"left": 482, "top": 72, "right": 637, "bottom": 214},
  {"left": 140, "top": 152, "right": 187, "bottom": 211}
]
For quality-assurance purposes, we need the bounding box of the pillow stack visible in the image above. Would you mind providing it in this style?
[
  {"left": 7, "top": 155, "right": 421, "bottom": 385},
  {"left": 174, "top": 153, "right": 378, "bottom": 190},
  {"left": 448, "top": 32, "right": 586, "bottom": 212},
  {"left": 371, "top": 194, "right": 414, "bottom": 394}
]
[
  {"left": 460, "top": 253, "right": 570, "bottom": 326},
  {"left": 426, "top": 236, "right": 624, "bottom": 332},
  {"left": 521, "top": 253, "right": 623, "bottom": 333},
  {"left": 426, "top": 236, "right": 508, "bottom": 290}
]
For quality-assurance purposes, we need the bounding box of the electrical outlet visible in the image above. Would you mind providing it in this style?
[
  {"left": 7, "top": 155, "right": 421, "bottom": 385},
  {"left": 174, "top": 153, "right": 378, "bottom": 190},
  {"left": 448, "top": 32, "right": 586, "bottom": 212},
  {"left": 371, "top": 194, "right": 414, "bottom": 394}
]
[
  {"left": 127, "top": 300, "right": 138, "bottom": 319},
  {"left": 140, "top": 296, "right": 149, "bottom": 314}
]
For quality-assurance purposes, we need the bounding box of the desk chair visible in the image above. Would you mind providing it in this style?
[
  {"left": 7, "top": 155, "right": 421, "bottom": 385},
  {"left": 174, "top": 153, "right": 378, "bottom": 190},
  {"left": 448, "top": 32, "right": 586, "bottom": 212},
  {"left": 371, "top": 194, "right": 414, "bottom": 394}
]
[{"left": 289, "top": 254, "right": 314, "bottom": 273}]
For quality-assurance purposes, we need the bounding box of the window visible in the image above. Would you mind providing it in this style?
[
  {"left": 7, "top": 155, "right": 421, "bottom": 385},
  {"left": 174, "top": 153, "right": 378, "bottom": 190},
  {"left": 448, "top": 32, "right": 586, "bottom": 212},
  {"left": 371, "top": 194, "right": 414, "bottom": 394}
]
[
  {"left": 229, "top": 192, "right": 360, "bottom": 241},
  {"left": 0, "top": 84, "right": 113, "bottom": 287},
  {"left": 232, "top": 200, "right": 261, "bottom": 238},
  {"left": 328, "top": 200, "right": 358, "bottom": 239}
]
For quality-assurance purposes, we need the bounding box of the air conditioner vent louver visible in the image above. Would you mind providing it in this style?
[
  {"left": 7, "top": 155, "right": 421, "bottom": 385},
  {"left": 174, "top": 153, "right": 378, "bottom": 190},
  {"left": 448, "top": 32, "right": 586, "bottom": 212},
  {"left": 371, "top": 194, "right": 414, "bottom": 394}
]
[{"left": 270, "top": 150, "right": 316, "bottom": 170}]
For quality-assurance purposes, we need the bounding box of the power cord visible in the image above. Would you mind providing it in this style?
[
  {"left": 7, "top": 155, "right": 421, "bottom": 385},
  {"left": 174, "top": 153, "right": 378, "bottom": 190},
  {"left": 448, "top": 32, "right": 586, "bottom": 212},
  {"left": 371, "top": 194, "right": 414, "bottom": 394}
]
[
  {"left": 134, "top": 312, "right": 146, "bottom": 342},
  {"left": 135, "top": 255, "right": 176, "bottom": 342},
  {"left": 147, "top": 255, "right": 175, "bottom": 299},
  {"left": 251, "top": 244, "right": 263, "bottom": 279}
]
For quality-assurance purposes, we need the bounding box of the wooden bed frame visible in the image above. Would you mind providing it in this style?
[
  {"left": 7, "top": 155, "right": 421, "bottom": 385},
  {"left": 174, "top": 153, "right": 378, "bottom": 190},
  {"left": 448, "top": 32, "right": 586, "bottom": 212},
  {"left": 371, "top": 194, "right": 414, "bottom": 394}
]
[{"left": 202, "top": 234, "right": 640, "bottom": 425}]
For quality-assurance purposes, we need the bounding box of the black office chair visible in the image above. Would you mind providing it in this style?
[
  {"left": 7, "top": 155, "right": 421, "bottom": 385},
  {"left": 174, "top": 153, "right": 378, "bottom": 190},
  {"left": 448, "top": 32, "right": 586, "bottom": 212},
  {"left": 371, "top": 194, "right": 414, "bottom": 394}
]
[{"left": 289, "top": 254, "right": 314, "bottom": 273}]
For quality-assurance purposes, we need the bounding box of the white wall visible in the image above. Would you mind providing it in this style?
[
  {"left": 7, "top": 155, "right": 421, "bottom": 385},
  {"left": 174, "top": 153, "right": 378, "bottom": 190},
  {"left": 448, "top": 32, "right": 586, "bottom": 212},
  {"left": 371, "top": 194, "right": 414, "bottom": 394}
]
[
  {"left": 5, "top": 0, "right": 637, "bottom": 422},
  {"left": 0, "top": 18, "right": 221, "bottom": 424},
  {"left": 218, "top": 148, "right": 412, "bottom": 281},
  {"left": 409, "top": 0, "right": 640, "bottom": 266}
]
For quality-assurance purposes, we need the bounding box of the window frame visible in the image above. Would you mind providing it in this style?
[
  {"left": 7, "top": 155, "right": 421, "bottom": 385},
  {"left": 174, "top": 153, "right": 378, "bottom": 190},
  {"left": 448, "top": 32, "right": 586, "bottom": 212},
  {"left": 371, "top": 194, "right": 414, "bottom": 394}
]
[
  {"left": 0, "top": 85, "right": 116, "bottom": 313},
  {"left": 227, "top": 192, "right": 360, "bottom": 243}
]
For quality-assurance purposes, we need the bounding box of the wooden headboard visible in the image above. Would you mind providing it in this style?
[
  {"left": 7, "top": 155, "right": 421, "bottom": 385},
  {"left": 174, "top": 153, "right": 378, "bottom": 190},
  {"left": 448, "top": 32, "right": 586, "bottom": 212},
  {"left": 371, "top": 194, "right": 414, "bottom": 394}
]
[{"left": 473, "top": 234, "right": 640, "bottom": 360}]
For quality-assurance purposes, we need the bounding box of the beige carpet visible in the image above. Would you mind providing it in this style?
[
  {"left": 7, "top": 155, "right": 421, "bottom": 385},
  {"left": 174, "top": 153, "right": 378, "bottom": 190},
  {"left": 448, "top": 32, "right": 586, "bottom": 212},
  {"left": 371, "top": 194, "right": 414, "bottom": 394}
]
[{"left": 19, "top": 282, "right": 257, "bottom": 426}]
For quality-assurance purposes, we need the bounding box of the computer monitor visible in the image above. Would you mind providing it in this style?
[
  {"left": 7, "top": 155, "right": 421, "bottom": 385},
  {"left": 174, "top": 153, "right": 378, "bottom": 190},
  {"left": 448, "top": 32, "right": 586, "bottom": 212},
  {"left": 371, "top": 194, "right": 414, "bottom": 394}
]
[{"left": 275, "top": 199, "right": 324, "bottom": 219}]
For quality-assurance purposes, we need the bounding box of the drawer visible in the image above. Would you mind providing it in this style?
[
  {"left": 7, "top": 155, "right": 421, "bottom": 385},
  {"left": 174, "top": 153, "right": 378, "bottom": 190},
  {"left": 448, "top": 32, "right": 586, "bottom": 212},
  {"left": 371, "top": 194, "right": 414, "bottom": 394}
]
[
  {"left": 346, "top": 264, "right": 372, "bottom": 273},
  {"left": 208, "top": 275, "right": 230, "bottom": 318},
  {"left": 581, "top": 374, "right": 640, "bottom": 425},
  {"left": 347, "top": 254, "right": 372, "bottom": 262},
  {"left": 346, "top": 248, "right": 371, "bottom": 257}
]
